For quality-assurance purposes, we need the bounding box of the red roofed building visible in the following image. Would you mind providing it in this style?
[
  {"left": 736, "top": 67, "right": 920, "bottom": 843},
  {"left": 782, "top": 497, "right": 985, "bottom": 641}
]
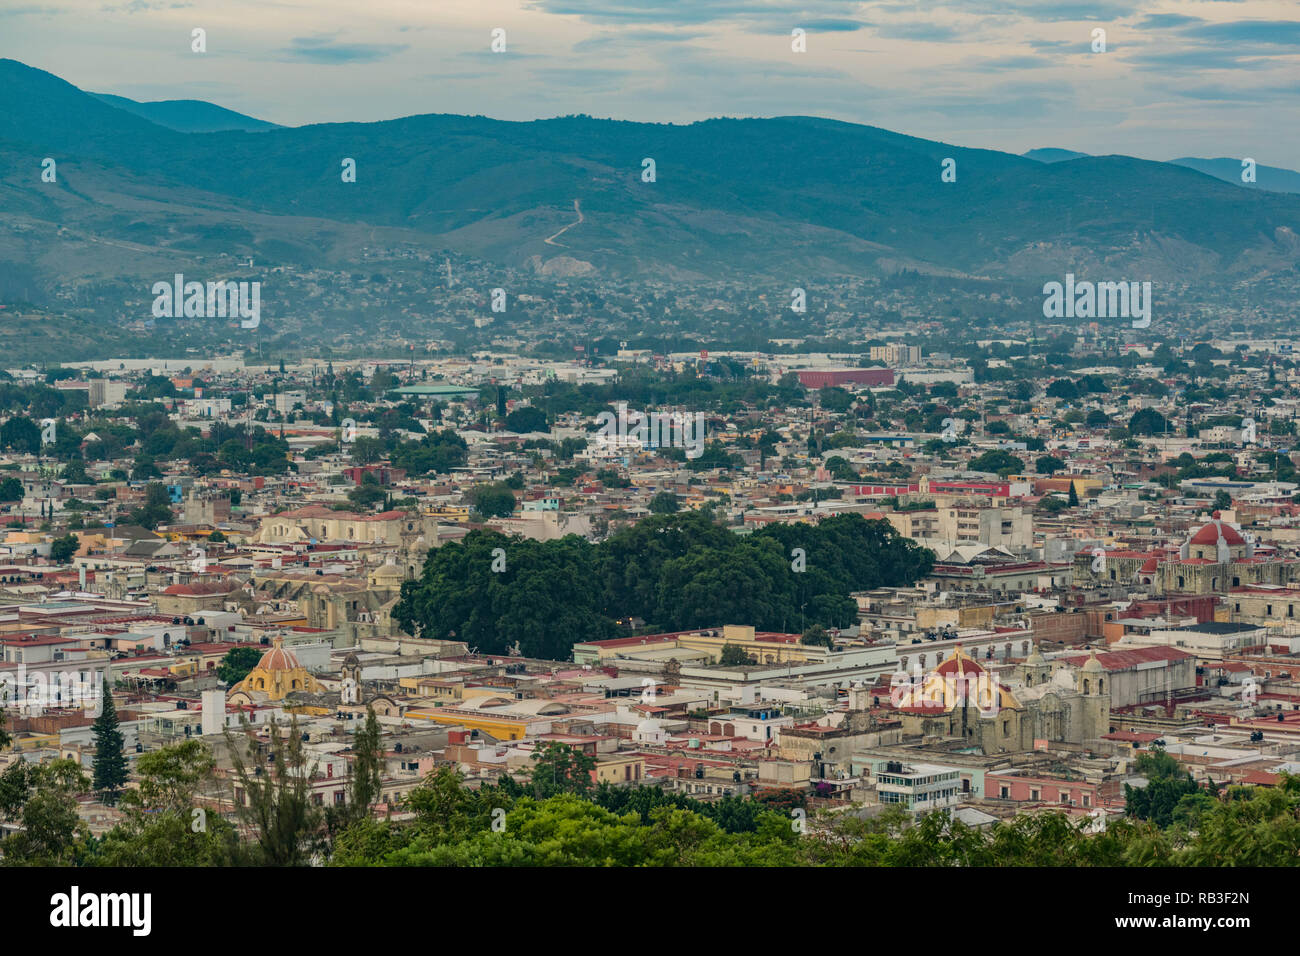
[
  {"left": 1059, "top": 645, "right": 1198, "bottom": 709},
  {"left": 1077, "top": 515, "right": 1300, "bottom": 596},
  {"left": 796, "top": 368, "right": 894, "bottom": 389}
]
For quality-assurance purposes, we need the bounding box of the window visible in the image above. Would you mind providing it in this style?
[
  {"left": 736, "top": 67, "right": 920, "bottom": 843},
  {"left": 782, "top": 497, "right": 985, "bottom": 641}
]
[
  {"left": 334, "top": 791, "right": 346, "bottom": 805},
  {"left": 1030, "top": 789, "right": 1040, "bottom": 801}
]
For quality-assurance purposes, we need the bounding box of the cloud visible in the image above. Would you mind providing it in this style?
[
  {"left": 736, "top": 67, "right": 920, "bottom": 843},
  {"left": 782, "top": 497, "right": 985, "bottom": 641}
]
[
  {"left": 865, "top": 0, "right": 1139, "bottom": 21},
  {"left": 532, "top": 66, "right": 638, "bottom": 89},
  {"left": 872, "top": 21, "right": 963, "bottom": 41},
  {"left": 525, "top": 0, "right": 865, "bottom": 26},
  {"left": 1161, "top": 82, "right": 1300, "bottom": 102},
  {"left": 1182, "top": 19, "right": 1300, "bottom": 46},
  {"left": 800, "top": 19, "right": 868, "bottom": 31},
  {"left": 99, "top": 0, "right": 193, "bottom": 11},
  {"left": 1125, "top": 45, "right": 1294, "bottom": 72},
  {"left": 572, "top": 28, "right": 710, "bottom": 52},
  {"left": 962, "top": 54, "right": 1055, "bottom": 72},
  {"left": 1136, "top": 14, "right": 1203, "bottom": 29},
  {"left": 279, "top": 36, "right": 408, "bottom": 64},
  {"left": 0, "top": 4, "right": 69, "bottom": 14}
]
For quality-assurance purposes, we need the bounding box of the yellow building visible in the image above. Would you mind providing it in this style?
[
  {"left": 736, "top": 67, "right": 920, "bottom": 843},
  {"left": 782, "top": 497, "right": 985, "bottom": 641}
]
[
  {"left": 227, "top": 637, "right": 322, "bottom": 703},
  {"left": 404, "top": 707, "right": 535, "bottom": 740}
]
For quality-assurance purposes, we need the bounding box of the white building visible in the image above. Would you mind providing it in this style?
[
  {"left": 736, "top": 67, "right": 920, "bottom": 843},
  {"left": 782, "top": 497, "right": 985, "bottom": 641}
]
[{"left": 874, "top": 761, "right": 963, "bottom": 815}]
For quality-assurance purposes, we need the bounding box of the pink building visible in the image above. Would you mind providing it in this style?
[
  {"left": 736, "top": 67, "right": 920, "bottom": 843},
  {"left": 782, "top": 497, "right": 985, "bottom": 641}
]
[{"left": 986, "top": 772, "right": 1100, "bottom": 809}]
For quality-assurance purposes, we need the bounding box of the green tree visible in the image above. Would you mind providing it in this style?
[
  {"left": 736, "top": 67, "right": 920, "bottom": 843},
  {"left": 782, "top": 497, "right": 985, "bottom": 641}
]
[
  {"left": 129, "top": 738, "right": 215, "bottom": 815},
  {"left": 92, "top": 686, "right": 128, "bottom": 805},
  {"left": 1128, "top": 407, "right": 1170, "bottom": 437},
  {"left": 217, "top": 646, "right": 264, "bottom": 685},
  {"left": 129, "top": 482, "right": 174, "bottom": 530},
  {"left": 969, "top": 449, "right": 1023, "bottom": 474},
  {"left": 1125, "top": 750, "right": 1203, "bottom": 828},
  {"left": 504, "top": 405, "right": 548, "bottom": 433},
  {"left": 0, "top": 760, "right": 89, "bottom": 865},
  {"left": 335, "top": 706, "right": 383, "bottom": 831},
  {"left": 94, "top": 740, "right": 241, "bottom": 866},
  {"left": 0, "top": 416, "right": 40, "bottom": 454},
  {"left": 347, "top": 472, "right": 387, "bottom": 509},
  {"left": 0, "top": 477, "right": 21, "bottom": 502},
  {"left": 719, "top": 644, "right": 753, "bottom": 666},
  {"left": 49, "top": 533, "right": 79, "bottom": 563},
  {"left": 471, "top": 483, "right": 516, "bottom": 518},
  {"left": 648, "top": 491, "right": 679, "bottom": 514},
  {"left": 225, "top": 717, "right": 325, "bottom": 866},
  {"left": 824, "top": 456, "right": 858, "bottom": 481},
  {"left": 1035, "top": 454, "right": 1065, "bottom": 475},
  {"left": 801, "top": 625, "right": 832, "bottom": 648},
  {"left": 529, "top": 742, "right": 596, "bottom": 799}
]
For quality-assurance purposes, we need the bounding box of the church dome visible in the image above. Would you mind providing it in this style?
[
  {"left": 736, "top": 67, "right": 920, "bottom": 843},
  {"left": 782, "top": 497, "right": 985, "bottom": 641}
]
[
  {"left": 369, "top": 561, "right": 405, "bottom": 586},
  {"left": 257, "top": 637, "right": 300, "bottom": 672},
  {"left": 1189, "top": 518, "right": 1244, "bottom": 547},
  {"left": 1081, "top": 650, "right": 1104, "bottom": 673}
]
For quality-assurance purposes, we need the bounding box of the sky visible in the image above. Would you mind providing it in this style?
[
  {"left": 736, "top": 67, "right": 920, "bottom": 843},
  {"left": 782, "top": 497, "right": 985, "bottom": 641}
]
[{"left": 3, "top": 0, "right": 1300, "bottom": 165}]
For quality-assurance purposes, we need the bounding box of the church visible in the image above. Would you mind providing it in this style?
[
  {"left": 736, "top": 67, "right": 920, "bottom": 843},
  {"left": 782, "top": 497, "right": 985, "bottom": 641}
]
[
  {"left": 227, "top": 636, "right": 323, "bottom": 705},
  {"left": 1075, "top": 515, "right": 1299, "bottom": 595},
  {"left": 891, "top": 645, "right": 1110, "bottom": 754}
]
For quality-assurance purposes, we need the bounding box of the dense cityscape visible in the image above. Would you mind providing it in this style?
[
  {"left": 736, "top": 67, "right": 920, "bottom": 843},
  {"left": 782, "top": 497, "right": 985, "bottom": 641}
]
[
  {"left": 5, "top": 0, "right": 1298, "bottom": 934},
  {"left": 0, "top": 331, "right": 1298, "bottom": 875}
]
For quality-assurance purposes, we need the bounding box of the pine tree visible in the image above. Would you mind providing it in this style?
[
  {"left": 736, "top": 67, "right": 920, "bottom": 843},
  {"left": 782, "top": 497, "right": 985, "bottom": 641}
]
[
  {"left": 91, "top": 686, "right": 128, "bottom": 805},
  {"left": 1068, "top": 482, "right": 1080, "bottom": 507},
  {"left": 350, "top": 706, "right": 383, "bottom": 815}
]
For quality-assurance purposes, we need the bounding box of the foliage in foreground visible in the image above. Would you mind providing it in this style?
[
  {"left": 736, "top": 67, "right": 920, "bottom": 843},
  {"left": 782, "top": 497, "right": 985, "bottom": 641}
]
[{"left": 5, "top": 738, "right": 1300, "bottom": 867}]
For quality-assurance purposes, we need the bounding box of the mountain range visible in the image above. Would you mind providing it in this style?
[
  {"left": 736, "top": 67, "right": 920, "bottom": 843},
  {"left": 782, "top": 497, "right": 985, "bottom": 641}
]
[
  {"left": 1023, "top": 148, "right": 1300, "bottom": 195},
  {"left": 3, "top": 57, "right": 1300, "bottom": 298},
  {"left": 90, "top": 93, "right": 280, "bottom": 133}
]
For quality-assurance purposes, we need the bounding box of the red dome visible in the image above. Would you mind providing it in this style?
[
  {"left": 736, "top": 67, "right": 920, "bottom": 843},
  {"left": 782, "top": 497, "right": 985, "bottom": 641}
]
[
  {"left": 255, "top": 637, "right": 301, "bottom": 672},
  {"left": 1189, "top": 520, "right": 1244, "bottom": 547}
]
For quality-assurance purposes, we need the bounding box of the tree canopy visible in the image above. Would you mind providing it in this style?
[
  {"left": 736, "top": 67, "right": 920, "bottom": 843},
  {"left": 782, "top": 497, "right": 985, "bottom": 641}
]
[{"left": 394, "top": 511, "right": 934, "bottom": 658}]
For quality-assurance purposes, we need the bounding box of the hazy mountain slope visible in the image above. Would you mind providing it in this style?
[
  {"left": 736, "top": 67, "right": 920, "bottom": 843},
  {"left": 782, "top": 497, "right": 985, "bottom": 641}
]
[
  {"left": 2, "top": 58, "right": 1300, "bottom": 285},
  {"left": 1022, "top": 148, "right": 1090, "bottom": 163},
  {"left": 91, "top": 92, "right": 280, "bottom": 133},
  {"left": 1025, "top": 145, "right": 1300, "bottom": 196},
  {"left": 1169, "top": 157, "right": 1300, "bottom": 195}
]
